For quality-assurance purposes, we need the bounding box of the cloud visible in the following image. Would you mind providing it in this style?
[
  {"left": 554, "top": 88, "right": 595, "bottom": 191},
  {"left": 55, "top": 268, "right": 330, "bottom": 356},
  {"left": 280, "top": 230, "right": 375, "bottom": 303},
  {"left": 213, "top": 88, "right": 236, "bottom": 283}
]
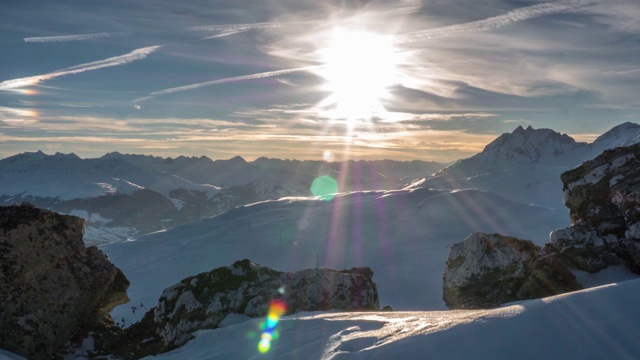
[
  {"left": 23, "top": 32, "right": 126, "bottom": 43},
  {"left": 188, "top": 22, "right": 287, "bottom": 32},
  {"left": 201, "top": 29, "right": 251, "bottom": 39},
  {"left": 189, "top": 22, "right": 295, "bottom": 40},
  {"left": 147, "top": 65, "right": 322, "bottom": 97},
  {"left": 396, "top": 0, "right": 605, "bottom": 43},
  {"left": 0, "top": 46, "right": 162, "bottom": 90}
]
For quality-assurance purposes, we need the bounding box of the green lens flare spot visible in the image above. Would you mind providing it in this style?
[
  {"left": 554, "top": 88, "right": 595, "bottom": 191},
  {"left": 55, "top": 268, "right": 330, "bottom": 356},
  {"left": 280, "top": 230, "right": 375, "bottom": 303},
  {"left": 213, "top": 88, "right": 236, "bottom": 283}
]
[{"left": 310, "top": 175, "right": 338, "bottom": 201}]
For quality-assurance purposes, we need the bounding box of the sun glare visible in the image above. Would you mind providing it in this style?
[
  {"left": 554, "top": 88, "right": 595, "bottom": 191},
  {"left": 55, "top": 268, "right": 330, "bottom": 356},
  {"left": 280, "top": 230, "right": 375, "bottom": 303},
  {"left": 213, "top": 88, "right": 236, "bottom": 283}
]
[{"left": 318, "top": 28, "right": 399, "bottom": 127}]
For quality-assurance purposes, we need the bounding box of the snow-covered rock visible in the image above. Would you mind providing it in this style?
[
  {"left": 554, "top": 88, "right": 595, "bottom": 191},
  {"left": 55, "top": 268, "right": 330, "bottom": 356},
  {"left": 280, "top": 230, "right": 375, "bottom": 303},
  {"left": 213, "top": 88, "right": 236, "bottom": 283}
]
[
  {"left": 127, "top": 259, "right": 378, "bottom": 354},
  {"left": 0, "top": 204, "right": 129, "bottom": 360}
]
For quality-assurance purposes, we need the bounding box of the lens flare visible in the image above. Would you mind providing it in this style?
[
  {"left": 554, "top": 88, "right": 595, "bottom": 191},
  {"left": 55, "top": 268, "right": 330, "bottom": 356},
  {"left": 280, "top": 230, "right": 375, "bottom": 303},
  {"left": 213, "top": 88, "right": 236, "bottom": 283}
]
[
  {"left": 311, "top": 175, "right": 338, "bottom": 201},
  {"left": 257, "top": 299, "right": 287, "bottom": 354}
]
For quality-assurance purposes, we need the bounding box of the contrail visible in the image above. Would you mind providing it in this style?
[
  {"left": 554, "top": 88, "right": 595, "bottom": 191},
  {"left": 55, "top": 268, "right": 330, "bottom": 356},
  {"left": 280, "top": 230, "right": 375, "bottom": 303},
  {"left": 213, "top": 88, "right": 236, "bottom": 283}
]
[
  {"left": 0, "top": 46, "right": 162, "bottom": 90},
  {"left": 202, "top": 29, "right": 251, "bottom": 40},
  {"left": 24, "top": 32, "right": 125, "bottom": 43},
  {"left": 188, "top": 22, "right": 286, "bottom": 32},
  {"left": 396, "top": 0, "right": 603, "bottom": 43},
  {"left": 149, "top": 65, "right": 322, "bottom": 96}
]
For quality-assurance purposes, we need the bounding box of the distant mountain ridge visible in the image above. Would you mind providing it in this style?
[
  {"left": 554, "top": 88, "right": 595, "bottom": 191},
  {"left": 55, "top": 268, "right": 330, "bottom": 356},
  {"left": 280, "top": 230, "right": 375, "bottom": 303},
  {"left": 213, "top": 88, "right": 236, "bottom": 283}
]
[
  {"left": 0, "top": 152, "right": 443, "bottom": 244},
  {"left": 408, "top": 122, "right": 640, "bottom": 209}
]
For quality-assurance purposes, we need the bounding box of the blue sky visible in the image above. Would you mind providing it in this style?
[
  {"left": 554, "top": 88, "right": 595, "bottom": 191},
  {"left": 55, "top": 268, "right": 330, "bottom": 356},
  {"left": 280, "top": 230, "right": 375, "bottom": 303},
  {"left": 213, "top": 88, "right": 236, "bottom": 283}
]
[{"left": 1, "top": 0, "right": 638, "bottom": 161}]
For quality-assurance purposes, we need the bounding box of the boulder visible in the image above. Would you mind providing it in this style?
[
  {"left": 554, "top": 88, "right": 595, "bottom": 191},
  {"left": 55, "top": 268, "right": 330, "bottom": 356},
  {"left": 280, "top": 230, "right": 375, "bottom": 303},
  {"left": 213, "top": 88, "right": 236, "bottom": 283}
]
[
  {"left": 443, "top": 233, "right": 582, "bottom": 309},
  {"left": 131, "top": 259, "right": 378, "bottom": 352},
  {"left": 443, "top": 232, "right": 540, "bottom": 309},
  {"left": 0, "top": 204, "right": 129, "bottom": 360}
]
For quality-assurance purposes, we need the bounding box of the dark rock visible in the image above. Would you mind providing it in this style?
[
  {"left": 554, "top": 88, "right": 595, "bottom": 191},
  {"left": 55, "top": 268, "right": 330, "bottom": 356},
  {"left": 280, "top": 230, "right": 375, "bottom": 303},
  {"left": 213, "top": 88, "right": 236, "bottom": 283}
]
[
  {"left": 561, "top": 144, "right": 640, "bottom": 240},
  {"left": 555, "top": 143, "right": 640, "bottom": 271},
  {"left": 0, "top": 204, "right": 129, "bottom": 360},
  {"left": 516, "top": 246, "right": 582, "bottom": 299}
]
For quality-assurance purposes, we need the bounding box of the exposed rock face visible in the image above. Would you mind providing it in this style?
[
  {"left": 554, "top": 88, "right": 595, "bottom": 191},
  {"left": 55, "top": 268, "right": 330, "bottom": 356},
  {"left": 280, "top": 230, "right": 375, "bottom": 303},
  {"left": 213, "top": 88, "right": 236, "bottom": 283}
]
[
  {"left": 0, "top": 204, "right": 129, "bottom": 360},
  {"left": 131, "top": 259, "right": 378, "bottom": 352},
  {"left": 443, "top": 232, "right": 582, "bottom": 309},
  {"left": 444, "top": 144, "right": 640, "bottom": 309},
  {"left": 553, "top": 143, "right": 640, "bottom": 272},
  {"left": 444, "top": 233, "right": 536, "bottom": 308}
]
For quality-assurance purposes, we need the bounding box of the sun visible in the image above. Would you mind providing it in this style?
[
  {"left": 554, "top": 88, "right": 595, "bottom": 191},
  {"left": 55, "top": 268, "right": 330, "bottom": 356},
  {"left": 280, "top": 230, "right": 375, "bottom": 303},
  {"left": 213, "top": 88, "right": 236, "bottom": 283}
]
[{"left": 317, "top": 28, "right": 399, "bottom": 127}]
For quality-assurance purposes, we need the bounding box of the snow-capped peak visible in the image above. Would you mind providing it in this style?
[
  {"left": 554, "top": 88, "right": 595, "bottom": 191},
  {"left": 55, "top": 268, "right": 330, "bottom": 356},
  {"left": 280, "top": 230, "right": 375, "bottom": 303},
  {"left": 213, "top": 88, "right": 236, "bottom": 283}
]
[
  {"left": 449, "top": 126, "right": 586, "bottom": 174},
  {"left": 591, "top": 122, "right": 640, "bottom": 153}
]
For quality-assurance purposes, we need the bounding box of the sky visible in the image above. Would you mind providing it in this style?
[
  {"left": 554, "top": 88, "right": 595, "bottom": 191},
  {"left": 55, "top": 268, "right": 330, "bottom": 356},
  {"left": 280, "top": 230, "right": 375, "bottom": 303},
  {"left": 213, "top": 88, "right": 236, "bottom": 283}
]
[{"left": 1, "top": 0, "right": 639, "bottom": 162}]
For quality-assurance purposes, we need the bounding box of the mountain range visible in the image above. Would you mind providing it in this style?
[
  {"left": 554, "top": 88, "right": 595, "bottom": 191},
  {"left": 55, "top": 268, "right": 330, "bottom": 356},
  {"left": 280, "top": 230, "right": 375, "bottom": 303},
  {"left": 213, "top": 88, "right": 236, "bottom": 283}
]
[
  {"left": 0, "top": 152, "right": 443, "bottom": 244},
  {"left": 408, "top": 122, "right": 640, "bottom": 209},
  {"left": 2, "top": 122, "right": 639, "bottom": 245},
  {"left": 2, "top": 122, "right": 640, "bottom": 359}
]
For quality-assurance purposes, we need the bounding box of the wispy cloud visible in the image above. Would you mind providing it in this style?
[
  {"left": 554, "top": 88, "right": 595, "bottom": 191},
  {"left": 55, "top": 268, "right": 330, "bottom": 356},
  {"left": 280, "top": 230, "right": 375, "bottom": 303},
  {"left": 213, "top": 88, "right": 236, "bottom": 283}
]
[
  {"left": 0, "top": 46, "right": 162, "bottom": 90},
  {"left": 23, "top": 32, "right": 126, "bottom": 43},
  {"left": 188, "top": 21, "right": 298, "bottom": 40},
  {"left": 188, "top": 22, "right": 286, "bottom": 32},
  {"left": 0, "top": 106, "right": 39, "bottom": 118},
  {"left": 201, "top": 29, "right": 250, "bottom": 39},
  {"left": 396, "top": 0, "right": 604, "bottom": 43},
  {"left": 146, "top": 65, "right": 321, "bottom": 97}
]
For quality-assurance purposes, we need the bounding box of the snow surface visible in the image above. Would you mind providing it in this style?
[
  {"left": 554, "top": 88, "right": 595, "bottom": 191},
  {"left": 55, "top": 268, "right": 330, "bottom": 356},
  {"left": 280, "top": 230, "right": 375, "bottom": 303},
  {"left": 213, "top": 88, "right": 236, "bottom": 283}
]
[
  {"left": 142, "top": 279, "right": 640, "bottom": 359},
  {"left": 96, "top": 186, "right": 640, "bottom": 359},
  {"left": 102, "top": 188, "right": 569, "bottom": 326},
  {"left": 0, "top": 349, "right": 26, "bottom": 360}
]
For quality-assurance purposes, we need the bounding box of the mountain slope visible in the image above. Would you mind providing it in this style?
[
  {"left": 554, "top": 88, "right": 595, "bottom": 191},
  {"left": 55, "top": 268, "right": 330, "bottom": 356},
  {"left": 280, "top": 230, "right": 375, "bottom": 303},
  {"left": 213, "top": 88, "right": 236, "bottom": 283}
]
[
  {"left": 591, "top": 121, "right": 640, "bottom": 155},
  {"left": 409, "top": 122, "right": 640, "bottom": 209}
]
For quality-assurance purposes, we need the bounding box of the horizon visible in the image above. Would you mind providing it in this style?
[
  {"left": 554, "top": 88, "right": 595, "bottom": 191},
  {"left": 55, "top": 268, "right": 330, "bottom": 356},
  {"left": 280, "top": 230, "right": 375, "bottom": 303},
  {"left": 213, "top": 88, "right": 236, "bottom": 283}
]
[
  {"left": 1, "top": 0, "right": 638, "bottom": 162},
  {"left": 0, "top": 122, "right": 621, "bottom": 162}
]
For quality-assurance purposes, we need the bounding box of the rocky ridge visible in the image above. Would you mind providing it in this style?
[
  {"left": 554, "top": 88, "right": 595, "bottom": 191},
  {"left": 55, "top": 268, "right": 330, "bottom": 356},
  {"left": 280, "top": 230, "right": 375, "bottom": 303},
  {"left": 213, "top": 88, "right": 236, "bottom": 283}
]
[{"left": 114, "top": 259, "right": 379, "bottom": 358}]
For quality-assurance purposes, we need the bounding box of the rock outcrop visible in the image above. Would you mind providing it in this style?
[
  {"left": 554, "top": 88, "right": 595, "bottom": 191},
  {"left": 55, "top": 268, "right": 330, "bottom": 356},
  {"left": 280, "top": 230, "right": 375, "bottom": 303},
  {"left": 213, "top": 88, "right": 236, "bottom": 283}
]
[
  {"left": 442, "top": 233, "right": 581, "bottom": 309},
  {"left": 443, "top": 143, "right": 640, "bottom": 309},
  {"left": 0, "top": 204, "right": 129, "bottom": 360},
  {"left": 123, "top": 259, "right": 378, "bottom": 356},
  {"left": 443, "top": 233, "right": 539, "bottom": 309},
  {"left": 552, "top": 143, "right": 640, "bottom": 272}
]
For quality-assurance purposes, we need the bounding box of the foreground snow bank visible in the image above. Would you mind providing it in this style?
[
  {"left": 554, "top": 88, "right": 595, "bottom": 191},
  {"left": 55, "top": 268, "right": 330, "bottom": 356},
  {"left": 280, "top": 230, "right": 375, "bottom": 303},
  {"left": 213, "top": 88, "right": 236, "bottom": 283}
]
[{"left": 148, "top": 278, "right": 640, "bottom": 359}]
